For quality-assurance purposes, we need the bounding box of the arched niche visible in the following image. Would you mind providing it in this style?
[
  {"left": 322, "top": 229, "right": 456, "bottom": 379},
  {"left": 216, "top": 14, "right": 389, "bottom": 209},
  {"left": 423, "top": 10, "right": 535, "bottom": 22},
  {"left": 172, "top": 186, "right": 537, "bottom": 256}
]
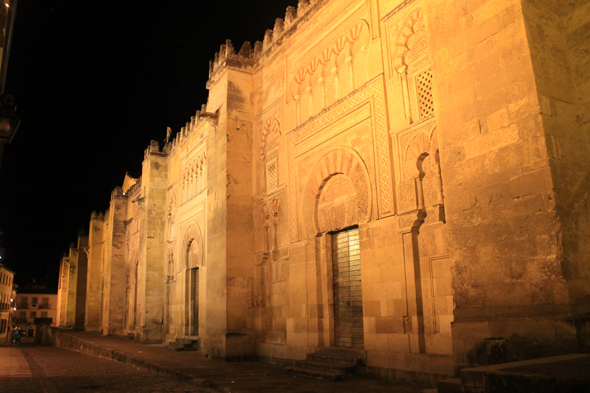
[
  {"left": 303, "top": 148, "right": 372, "bottom": 236},
  {"left": 182, "top": 223, "right": 203, "bottom": 270}
]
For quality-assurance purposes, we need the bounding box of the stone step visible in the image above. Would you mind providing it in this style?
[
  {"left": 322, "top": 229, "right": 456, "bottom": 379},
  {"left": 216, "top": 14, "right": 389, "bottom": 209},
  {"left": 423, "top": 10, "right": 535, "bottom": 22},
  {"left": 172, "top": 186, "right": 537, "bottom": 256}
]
[
  {"left": 307, "top": 352, "right": 363, "bottom": 366},
  {"left": 285, "top": 366, "right": 346, "bottom": 381},
  {"left": 166, "top": 338, "right": 199, "bottom": 351},
  {"left": 437, "top": 378, "right": 462, "bottom": 393},
  {"left": 314, "top": 346, "right": 367, "bottom": 359},
  {"left": 294, "top": 359, "right": 357, "bottom": 374},
  {"left": 287, "top": 347, "right": 365, "bottom": 381}
]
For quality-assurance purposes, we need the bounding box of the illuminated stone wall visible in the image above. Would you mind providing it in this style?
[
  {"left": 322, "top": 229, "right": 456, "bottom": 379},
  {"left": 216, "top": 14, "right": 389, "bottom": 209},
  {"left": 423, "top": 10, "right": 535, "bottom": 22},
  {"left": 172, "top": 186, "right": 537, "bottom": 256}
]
[
  {"left": 56, "top": 233, "right": 87, "bottom": 329},
  {"left": 79, "top": 0, "right": 590, "bottom": 381}
]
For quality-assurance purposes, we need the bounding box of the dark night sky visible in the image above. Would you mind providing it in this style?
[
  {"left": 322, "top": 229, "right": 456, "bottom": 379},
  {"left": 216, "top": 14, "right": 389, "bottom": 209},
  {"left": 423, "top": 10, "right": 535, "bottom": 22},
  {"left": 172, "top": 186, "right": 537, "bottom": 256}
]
[{"left": 0, "top": 0, "right": 297, "bottom": 287}]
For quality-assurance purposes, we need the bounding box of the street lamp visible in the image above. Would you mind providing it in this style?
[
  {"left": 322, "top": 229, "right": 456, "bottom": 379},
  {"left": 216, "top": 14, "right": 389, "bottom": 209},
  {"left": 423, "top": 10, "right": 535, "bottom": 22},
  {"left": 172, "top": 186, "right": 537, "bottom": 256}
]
[
  {"left": 0, "top": 93, "right": 20, "bottom": 172},
  {"left": 0, "top": 94, "right": 20, "bottom": 143}
]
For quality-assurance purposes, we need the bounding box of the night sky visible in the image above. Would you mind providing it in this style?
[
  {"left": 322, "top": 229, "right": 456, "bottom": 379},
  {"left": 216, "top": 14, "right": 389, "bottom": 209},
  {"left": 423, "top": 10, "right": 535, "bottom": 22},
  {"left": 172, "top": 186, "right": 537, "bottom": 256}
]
[{"left": 0, "top": 0, "right": 297, "bottom": 287}]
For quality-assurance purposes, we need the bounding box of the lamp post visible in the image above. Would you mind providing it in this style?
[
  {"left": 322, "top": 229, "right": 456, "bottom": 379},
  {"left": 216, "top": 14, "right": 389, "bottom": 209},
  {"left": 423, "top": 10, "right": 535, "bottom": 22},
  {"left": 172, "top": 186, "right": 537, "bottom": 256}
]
[
  {"left": 5, "top": 298, "right": 14, "bottom": 345},
  {"left": 0, "top": 93, "right": 20, "bottom": 171}
]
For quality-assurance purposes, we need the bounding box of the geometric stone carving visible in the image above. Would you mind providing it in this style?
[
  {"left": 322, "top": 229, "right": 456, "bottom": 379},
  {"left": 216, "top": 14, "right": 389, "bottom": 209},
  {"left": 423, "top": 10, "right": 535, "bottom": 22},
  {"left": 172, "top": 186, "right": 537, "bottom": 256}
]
[{"left": 416, "top": 69, "right": 434, "bottom": 118}]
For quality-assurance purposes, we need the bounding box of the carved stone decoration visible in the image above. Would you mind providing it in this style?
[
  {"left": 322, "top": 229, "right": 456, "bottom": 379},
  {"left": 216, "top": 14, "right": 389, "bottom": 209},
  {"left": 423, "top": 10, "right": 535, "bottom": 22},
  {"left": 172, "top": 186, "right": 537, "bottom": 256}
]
[
  {"left": 292, "top": 20, "right": 369, "bottom": 87},
  {"left": 302, "top": 148, "right": 371, "bottom": 236},
  {"left": 259, "top": 116, "right": 281, "bottom": 160},
  {"left": 261, "top": 199, "right": 281, "bottom": 255},
  {"left": 166, "top": 248, "right": 175, "bottom": 282},
  {"left": 182, "top": 153, "right": 207, "bottom": 203},
  {"left": 404, "top": 133, "right": 430, "bottom": 179},
  {"left": 392, "top": 8, "right": 427, "bottom": 74},
  {"left": 168, "top": 191, "right": 177, "bottom": 216},
  {"left": 288, "top": 76, "right": 393, "bottom": 243},
  {"left": 182, "top": 223, "right": 203, "bottom": 269},
  {"left": 403, "top": 127, "right": 445, "bottom": 221},
  {"left": 391, "top": 7, "right": 429, "bottom": 124}
]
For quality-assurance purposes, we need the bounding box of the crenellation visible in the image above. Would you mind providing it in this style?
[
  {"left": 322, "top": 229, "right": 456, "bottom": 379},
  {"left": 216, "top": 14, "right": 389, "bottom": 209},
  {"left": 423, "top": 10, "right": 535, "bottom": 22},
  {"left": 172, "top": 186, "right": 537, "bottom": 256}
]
[
  {"left": 273, "top": 18, "right": 285, "bottom": 41},
  {"left": 237, "top": 41, "right": 253, "bottom": 58},
  {"left": 297, "top": 0, "right": 311, "bottom": 16},
  {"left": 284, "top": 6, "right": 297, "bottom": 28},
  {"left": 208, "top": 0, "right": 326, "bottom": 84},
  {"left": 111, "top": 186, "right": 124, "bottom": 199}
]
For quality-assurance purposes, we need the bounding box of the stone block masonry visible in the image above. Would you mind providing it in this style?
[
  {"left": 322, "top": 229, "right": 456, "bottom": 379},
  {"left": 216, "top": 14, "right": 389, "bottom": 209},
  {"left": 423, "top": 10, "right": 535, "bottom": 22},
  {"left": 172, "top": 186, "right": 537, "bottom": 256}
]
[{"left": 55, "top": 0, "right": 590, "bottom": 384}]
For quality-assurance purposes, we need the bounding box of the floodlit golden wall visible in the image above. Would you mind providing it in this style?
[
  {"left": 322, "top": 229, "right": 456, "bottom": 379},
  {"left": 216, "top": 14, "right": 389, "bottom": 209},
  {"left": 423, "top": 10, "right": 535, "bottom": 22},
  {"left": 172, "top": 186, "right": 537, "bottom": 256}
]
[{"left": 81, "top": 0, "right": 590, "bottom": 380}]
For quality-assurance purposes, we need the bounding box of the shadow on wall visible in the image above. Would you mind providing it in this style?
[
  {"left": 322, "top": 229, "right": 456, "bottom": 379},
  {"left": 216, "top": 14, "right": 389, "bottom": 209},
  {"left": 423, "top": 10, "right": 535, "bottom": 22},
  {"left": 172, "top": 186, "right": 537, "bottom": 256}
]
[{"left": 468, "top": 319, "right": 590, "bottom": 366}]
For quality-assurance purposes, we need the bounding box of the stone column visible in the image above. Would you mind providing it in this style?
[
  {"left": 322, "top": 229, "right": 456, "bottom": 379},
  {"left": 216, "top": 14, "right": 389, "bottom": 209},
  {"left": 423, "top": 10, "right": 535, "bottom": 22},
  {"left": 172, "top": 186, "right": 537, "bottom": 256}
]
[
  {"left": 85, "top": 212, "right": 104, "bottom": 331},
  {"left": 136, "top": 142, "right": 168, "bottom": 343}
]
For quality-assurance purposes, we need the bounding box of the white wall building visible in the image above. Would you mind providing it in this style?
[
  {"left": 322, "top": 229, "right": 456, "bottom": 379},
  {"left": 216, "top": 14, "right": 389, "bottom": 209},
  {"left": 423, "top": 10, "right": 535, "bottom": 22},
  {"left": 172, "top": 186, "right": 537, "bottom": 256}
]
[
  {"left": 14, "top": 290, "right": 58, "bottom": 338},
  {"left": 0, "top": 264, "right": 15, "bottom": 343}
]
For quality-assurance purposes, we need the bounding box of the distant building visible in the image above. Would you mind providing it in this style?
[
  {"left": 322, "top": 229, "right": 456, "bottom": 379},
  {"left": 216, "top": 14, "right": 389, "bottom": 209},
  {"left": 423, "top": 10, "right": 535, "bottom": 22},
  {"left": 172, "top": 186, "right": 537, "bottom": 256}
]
[
  {"left": 0, "top": 263, "right": 15, "bottom": 343},
  {"left": 14, "top": 285, "right": 58, "bottom": 338}
]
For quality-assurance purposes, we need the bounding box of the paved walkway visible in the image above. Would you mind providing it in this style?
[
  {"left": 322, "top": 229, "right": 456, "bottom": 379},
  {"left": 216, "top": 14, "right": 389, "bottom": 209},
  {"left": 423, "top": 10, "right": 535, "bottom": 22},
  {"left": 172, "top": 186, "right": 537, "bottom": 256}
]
[
  {"left": 56, "top": 331, "right": 430, "bottom": 393},
  {"left": 0, "top": 346, "right": 213, "bottom": 392}
]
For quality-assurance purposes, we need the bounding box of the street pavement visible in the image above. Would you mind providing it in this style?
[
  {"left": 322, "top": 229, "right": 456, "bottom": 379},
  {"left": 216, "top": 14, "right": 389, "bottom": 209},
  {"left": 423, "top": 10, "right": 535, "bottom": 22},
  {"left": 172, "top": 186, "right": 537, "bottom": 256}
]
[
  {"left": 0, "top": 345, "right": 214, "bottom": 392},
  {"left": 53, "top": 331, "right": 432, "bottom": 393}
]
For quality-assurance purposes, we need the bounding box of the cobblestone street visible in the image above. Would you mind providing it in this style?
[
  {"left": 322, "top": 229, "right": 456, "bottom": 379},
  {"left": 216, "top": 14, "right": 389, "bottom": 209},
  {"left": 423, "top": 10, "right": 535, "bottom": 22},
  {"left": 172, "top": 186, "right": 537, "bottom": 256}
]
[{"left": 0, "top": 346, "right": 212, "bottom": 393}]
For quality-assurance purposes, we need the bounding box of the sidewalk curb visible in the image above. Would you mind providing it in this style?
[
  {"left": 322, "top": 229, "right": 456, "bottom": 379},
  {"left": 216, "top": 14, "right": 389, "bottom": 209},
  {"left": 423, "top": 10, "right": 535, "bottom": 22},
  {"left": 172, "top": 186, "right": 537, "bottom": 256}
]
[{"left": 55, "top": 331, "right": 243, "bottom": 393}]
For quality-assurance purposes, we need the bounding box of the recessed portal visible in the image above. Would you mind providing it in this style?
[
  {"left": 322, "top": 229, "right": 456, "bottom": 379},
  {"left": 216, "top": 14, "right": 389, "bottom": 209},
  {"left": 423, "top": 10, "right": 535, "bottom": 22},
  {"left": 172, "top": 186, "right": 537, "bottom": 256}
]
[
  {"left": 332, "top": 227, "right": 363, "bottom": 349},
  {"left": 185, "top": 267, "right": 199, "bottom": 336}
]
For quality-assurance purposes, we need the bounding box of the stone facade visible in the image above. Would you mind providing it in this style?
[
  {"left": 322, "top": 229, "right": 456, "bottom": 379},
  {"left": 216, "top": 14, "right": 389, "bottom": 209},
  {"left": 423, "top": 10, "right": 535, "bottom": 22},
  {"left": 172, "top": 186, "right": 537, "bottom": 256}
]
[
  {"left": 0, "top": 264, "right": 15, "bottom": 343},
  {"left": 70, "top": 0, "right": 590, "bottom": 381},
  {"left": 56, "top": 232, "right": 88, "bottom": 329}
]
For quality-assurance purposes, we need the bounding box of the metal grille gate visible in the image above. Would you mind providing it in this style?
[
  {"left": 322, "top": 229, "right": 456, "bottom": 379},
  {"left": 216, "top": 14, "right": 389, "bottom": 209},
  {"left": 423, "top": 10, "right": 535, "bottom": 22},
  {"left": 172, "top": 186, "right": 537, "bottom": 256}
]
[{"left": 333, "top": 227, "right": 364, "bottom": 348}]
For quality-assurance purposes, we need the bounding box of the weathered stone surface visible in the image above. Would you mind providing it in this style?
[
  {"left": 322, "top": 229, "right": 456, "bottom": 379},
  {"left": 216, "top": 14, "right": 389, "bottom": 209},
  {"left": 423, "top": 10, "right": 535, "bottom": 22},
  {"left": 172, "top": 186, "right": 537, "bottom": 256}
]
[{"left": 55, "top": 0, "right": 590, "bottom": 383}]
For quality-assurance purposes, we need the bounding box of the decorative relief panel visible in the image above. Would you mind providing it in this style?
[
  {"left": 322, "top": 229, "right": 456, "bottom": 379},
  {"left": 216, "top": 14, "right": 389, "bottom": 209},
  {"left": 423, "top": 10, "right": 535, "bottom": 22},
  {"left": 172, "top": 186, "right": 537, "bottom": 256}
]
[
  {"left": 182, "top": 223, "right": 203, "bottom": 269},
  {"left": 302, "top": 148, "right": 371, "bottom": 236},
  {"left": 368, "top": 0, "right": 380, "bottom": 39},
  {"left": 259, "top": 115, "right": 281, "bottom": 160},
  {"left": 288, "top": 76, "right": 393, "bottom": 241},
  {"left": 181, "top": 153, "right": 207, "bottom": 204},
  {"left": 291, "top": 20, "right": 371, "bottom": 125},
  {"left": 416, "top": 69, "right": 434, "bottom": 118},
  {"left": 266, "top": 159, "right": 278, "bottom": 194},
  {"left": 398, "top": 125, "right": 444, "bottom": 220},
  {"left": 387, "top": 6, "right": 434, "bottom": 125},
  {"left": 392, "top": 7, "right": 427, "bottom": 74}
]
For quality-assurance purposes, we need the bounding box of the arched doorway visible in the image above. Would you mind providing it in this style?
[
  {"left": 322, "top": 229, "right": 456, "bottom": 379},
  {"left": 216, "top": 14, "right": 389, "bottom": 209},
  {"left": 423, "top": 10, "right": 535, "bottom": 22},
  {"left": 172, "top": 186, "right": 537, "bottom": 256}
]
[
  {"left": 303, "top": 148, "right": 371, "bottom": 349},
  {"left": 182, "top": 224, "right": 202, "bottom": 337}
]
